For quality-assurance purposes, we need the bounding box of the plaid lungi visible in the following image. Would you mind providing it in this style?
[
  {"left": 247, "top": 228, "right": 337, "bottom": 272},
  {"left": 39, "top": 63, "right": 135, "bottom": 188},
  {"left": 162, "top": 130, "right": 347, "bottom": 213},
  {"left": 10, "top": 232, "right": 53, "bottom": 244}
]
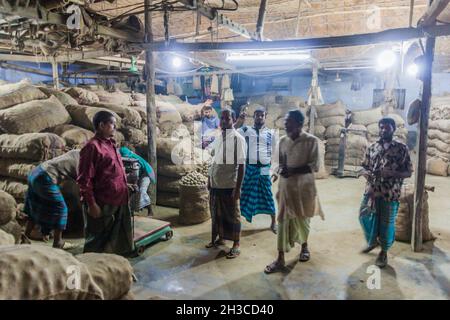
[
  {"left": 210, "top": 188, "right": 241, "bottom": 242},
  {"left": 240, "top": 164, "right": 276, "bottom": 223},
  {"left": 24, "top": 165, "right": 68, "bottom": 235}
]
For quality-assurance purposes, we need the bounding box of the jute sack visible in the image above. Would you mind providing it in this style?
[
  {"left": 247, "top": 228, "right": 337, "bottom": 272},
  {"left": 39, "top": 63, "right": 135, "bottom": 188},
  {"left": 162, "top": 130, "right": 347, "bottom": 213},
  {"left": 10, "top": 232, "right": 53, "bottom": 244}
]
[
  {"left": 429, "top": 120, "right": 450, "bottom": 133},
  {"left": 367, "top": 123, "right": 379, "bottom": 136},
  {"left": 157, "top": 175, "right": 181, "bottom": 193},
  {"left": 0, "top": 159, "right": 35, "bottom": 181},
  {"left": 133, "top": 107, "right": 147, "bottom": 124},
  {"left": 179, "top": 184, "right": 210, "bottom": 225},
  {"left": 0, "top": 245, "right": 104, "bottom": 300},
  {"left": 157, "top": 158, "right": 196, "bottom": 178},
  {"left": 157, "top": 137, "right": 192, "bottom": 162},
  {"left": 94, "top": 90, "right": 132, "bottom": 107},
  {"left": 75, "top": 253, "right": 133, "bottom": 300},
  {"left": 93, "top": 103, "right": 142, "bottom": 128},
  {"left": 174, "top": 103, "right": 202, "bottom": 122},
  {"left": 317, "top": 116, "right": 345, "bottom": 127},
  {"left": 314, "top": 139, "right": 328, "bottom": 180},
  {"left": 0, "top": 229, "right": 14, "bottom": 245},
  {"left": 158, "top": 94, "right": 183, "bottom": 105},
  {"left": 248, "top": 95, "right": 276, "bottom": 107},
  {"left": 386, "top": 113, "right": 405, "bottom": 127},
  {"left": 430, "top": 95, "right": 450, "bottom": 120},
  {"left": 315, "top": 101, "right": 346, "bottom": 118},
  {"left": 157, "top": 101, "right": 182, "bottom": 124},
  {"left": 0, "top": 219, "right": 21, "bottom": 244},
  {"left": 0, "top": 96, "right": 71, "bottom": 134},
  {"left": 156, "top": 191, "right": 180, "bottom": 208},
  {"left": 0, "top": 133, "right": 66, "bottom": 161},
  {"left": 120, "top": 127, "right": 147, "bottom": 145},
  {"left": 66, "top": 105, "right": 122, "bottom": 131},
  {"left": 131, "top": 92, "right": 146, "bottom": 102},
  {"left": 428, "top": 138, "right": 450, "bottom": 153},
  {"left": 0, "top": 85, "right": 47, "bottom": 110},
  {"left": 65, "top": 87, "right": 100, "bottom": 105},
  {"left": 395, "top": 185, "right": 435, "bottom": 242},
  {"left": 47, "top": 124, "right": 94, "bottom": 148},
  {"left": 428, "top": 129, "right": 450, "bottom": 143},
  {"left": 0, "top": 190, "right": 16, "bottom": 226},
  {"left": 347, "top": 124, "right": 368, "bottom": 136},
  {"left": 0, "top": 179, "right": 28, "bottom": 201},
  {"left": 426, "top": 157, "right": 448, "bottom": 176},
  {"left": 326, "top": 138, "right": 342, "bottom": 146},
  {"left": 352, "top": 107, "right": 383, "bottom": 126},
  {"left": 313, "top": 125, "right": 326, "bottom": 139},
  {"left": 427, "top": 147, "right": 450, "bottom": 161},
  {"left": 325, "top": 125, "right": 344, "bottom": 139},
  {"left": 38, "top": 87, "right": 79, "bottom": 106},
  {"left": 278, "top": 95, "right": 306, "bottom": 108},
  {"left": 114, "top": 131, "right": 125, "bottom": 146},
  {"left": 0, "top": 79, "right": 30, "bottom": 96}
]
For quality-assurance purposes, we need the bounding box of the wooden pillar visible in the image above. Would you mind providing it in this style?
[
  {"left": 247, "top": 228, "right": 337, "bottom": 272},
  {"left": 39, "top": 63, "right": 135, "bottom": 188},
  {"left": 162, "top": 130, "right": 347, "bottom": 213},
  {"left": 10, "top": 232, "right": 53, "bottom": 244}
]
[
  {"left": 256, "top": 0, "right": 269, "bottom": 41},
  {"left": 412, "top": 35, "right": 436, "bottom": 252},
  {"left": 144, "top": 0, "right": 158, "bottom": 207},
  {"left": 51, "top": 59, "right": 59, "bottom": 89}
]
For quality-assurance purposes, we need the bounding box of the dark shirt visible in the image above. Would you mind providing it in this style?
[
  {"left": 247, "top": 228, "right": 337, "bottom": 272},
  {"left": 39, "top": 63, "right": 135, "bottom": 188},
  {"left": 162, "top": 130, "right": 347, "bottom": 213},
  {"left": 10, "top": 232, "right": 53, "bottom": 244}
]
[
  {"left": 362, "top": 139, "right": 412, "bottom": 202},
  {"left": 77, "top": 134, "right": 128, "bottom": 206}
]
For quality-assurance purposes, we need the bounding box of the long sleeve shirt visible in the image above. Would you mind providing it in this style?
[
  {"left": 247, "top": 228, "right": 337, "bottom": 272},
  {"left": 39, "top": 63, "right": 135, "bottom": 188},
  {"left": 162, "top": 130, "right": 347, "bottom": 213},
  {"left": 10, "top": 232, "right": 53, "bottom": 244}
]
[{"left": 77, "top": 135, "right": 128, "bottom": 206}]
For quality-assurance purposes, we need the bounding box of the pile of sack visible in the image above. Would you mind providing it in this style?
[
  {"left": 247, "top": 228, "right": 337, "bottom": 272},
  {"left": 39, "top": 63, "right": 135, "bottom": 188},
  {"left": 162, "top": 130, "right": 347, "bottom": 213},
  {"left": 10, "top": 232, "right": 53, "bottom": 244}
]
[
  {"left": 427, "top": 95, "right": 450, "bottom": 177},
  {"left": 0, "top": 190, "right": 22, "bottom": 245}
]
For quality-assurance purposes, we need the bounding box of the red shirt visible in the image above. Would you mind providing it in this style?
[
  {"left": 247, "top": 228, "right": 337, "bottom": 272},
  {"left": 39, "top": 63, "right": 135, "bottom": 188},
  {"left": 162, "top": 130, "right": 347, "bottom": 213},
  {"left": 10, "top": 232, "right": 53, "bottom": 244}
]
[{"left": 77, "top": 135, "right": 128, "bottom": 206}]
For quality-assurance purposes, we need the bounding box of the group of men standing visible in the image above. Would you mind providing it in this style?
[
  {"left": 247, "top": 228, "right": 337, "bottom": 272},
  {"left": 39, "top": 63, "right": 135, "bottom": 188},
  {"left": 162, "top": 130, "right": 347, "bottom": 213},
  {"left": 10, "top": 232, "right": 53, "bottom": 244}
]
[{"left": 205, "top": 105, "right": 412, "bottom": 272}]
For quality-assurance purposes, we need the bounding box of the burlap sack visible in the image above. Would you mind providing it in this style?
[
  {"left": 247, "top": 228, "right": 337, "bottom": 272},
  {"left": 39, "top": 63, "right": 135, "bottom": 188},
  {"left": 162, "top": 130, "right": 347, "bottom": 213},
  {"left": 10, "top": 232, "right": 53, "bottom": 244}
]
[
  {"left": 426, "top": 157, "right": 448, "bottom": 176},
  {"left": 367, "top": 123, "right": 379, "bottom": 136},
  {"left": 93, "top": 103, "right": 142, "bottom": 128},
  {"left": 47, "top": 124, "right": 94, "bottom": 148},
  {"left": 0, "top": 85, "right": 47, "bottom": 110},
  {"left": 429, "top": 120, "right": 450, "bottom": 133},
  {"left": 120, "top": 127, "right": 147, "bottom": 145},
  {"left": 0, "top": 79, "right": 30, "bottom": 96},
  {"left": 312, "top": 125, "right": 326, "bottom": 139},
  {"left": 114, "top": 131, "right": 125, "bottom": 146},
  {"left": 278, "top": 95, "right": 306, "bottom": 108},
  {"left": 75, "top": 253, "right": 133, "bottom": 300},
  {"left": 427, "top": 147, "right": 450, "bottom": 161},
  {"left": 0, "top": 245, "right": 104, "bottom": 300},
  {"left": 352, "top": 107, "right": 383, "bottom": 126},
  {"left": 179, "top": 184, "right": 210, "bottom": 225},
  {"left": 131, "top": 92, "right": 146, "bottom": 102},
  {"left": 0, "top": 219, "right": 21, "bottom": 244},
  {"left": 94, "top": 90, "right": 132, "bottom": 107},
  {"left": 66, "top": 105, "right": 122, "bottom": 131},
  {"left": 132, "top": 107, "right": 147, "bottom": 124},
  {"left": 325, "top": 125, "right": 344, "bottom": 139},
  {"left": 315, "top": 101, "right": 346, "bottom": 118},
  {"left": 430, "top": 95, "right": 450, "bottom": 120},
  {"left": 347, "top": 124, "right": 368, "bottom": 136},
  {"left": 157, "top": 137, "right": 193, "bottom": 162},
  {"left": 428, "top": 129, "right": 450, "bottom": 143},
  {"left": 156, "top": 191, "right": 180, "bottom": 208},
  {"left": 0, "top": 133, "right": 66, "bottom": 161},
  {"left": 38, "top": 87, "right": 79, "bottom": 106},
  {"left": 158, "top": 94, "right": 183, "bottom": 105},
  {"left": 314, "top": 139, "right": 328, "bottom": 180},
  {"left": 157, "top": 101, "right": 182, "bottom": 124},
  {"left": 248, "top": 95, "right": 277, "bottom": 106},
  {"left": 157, "top": 175, "right": 181, "bottom": 193},
  {"left": 0, "top": 159, "right": 35, "bottom": 181},
  {"left": 428, "top": 138, "right": 450, "bottom": 153},
  {"left": 0, "top": 96, "right": 71, "bottom": 134},
  {"left": 0, "top": 229, "right": 14, "bottom": 245},
  {"left": 386, "top": 113, "right": 405, "bottom": 127},
  {"left": 174, "top": 103, "right": 202, "bottom": 122},
  {"left": 65, "top": 87, "right": 100, "bottom": 105},
  {"left": 157, "top": 158, "right": 196, "bottom": 178},
  {"left": 0, "top": 179, "right": 28, "bottom": 201},
  {"left": 317, "top": 116, "right": 345, "bottom": 127},
  {"left": 0, "top": 190, "right": 16, "bottom": 226}
]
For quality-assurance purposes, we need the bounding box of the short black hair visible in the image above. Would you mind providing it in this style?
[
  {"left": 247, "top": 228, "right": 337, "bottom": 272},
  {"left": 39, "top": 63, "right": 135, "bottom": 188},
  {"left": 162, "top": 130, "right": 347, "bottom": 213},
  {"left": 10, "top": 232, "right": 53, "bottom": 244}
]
[
  {"left": 93, "top": 110, "right": 115, "bottom": 130},
  {"left": 221, "top": 107, "right": 236, "bottom": 122},
  {"left": 287, "top": 109, "right": 305, "bottom": 125},
  {"left": 379, "top": 117, "right": 396, "bottom": 131}
]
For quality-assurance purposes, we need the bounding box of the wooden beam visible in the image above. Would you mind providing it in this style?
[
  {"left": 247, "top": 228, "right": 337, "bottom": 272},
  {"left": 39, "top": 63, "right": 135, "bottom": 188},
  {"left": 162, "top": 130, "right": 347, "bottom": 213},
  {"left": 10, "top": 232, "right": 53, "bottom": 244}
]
[
  {"left": 0, "top": 62, "right": 52, "bottom": 76},
  {"left": 140, "top": 24, "right": 450, "bottom": 52},
  {"left": 412, "top": 35, "right": 436, "bottom": 252},
  {"left": 51, "top": 59, "right": 59, "bottom": 89},
  {"left": 256, "top": 0, "right": 269, "bottom": 41},
  {"left": 418, "top": 0, "right": 450, "bottom": 26},
  {"left": 144, "top": 0, "right": 158, "bottom": 209}
]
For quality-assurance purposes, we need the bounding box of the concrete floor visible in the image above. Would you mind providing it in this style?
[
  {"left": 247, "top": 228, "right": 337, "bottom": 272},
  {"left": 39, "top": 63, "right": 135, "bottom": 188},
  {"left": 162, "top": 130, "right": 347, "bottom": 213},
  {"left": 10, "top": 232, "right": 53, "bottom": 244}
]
[{"left": 129, "top": 175, "right": 450, "bottom": 300}]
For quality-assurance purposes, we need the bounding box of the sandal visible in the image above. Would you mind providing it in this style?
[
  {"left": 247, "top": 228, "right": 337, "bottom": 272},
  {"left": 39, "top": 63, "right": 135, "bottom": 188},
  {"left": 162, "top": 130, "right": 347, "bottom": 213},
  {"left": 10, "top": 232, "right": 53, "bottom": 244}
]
[
  {"left": 264, "top": 261, "right": 285, "bottom": 274},
  {"left": 205, "top": 239, "right": 225, "bottom": 248},
  {"left": 54, "top": 241, "right": 77, "bottom": 250},
  {"left": 226, "top": 247, "right": 241, "bottom": 259},
  {"left": 299, "top": 249, "right": 310, "bottom": 262}
]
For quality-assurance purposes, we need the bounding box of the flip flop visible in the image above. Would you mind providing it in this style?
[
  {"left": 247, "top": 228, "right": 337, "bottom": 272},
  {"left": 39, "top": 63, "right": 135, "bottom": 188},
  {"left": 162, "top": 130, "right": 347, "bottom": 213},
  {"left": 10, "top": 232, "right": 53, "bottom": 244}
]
[
  {"left": 264, "top": 261, "right": 285, "bottom": 274},
  {"left": 299, "top": 250, "right": 310, "bottom": 262},
  {"left": 54, "top": 241, "right": 77, "bottom": 250},
  {"left": 226, "top": 247, "right": 241, "bottom": 259}
]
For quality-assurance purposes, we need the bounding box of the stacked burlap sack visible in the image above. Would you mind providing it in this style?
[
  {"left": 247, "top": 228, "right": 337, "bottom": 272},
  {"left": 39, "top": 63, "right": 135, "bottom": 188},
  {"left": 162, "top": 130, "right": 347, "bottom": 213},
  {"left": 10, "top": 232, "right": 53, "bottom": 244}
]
[
  {"left": 395, "top": 182, "right": 435, "bottom": 242},
  {"left": 0, "top": 190, "right": 22, "bottom": 245},
  {"left": 426, "top": 95, "right": 450, "bottom": 176},
  {"left": 0, "top": 245, "right": 135, "bottom": 300}
]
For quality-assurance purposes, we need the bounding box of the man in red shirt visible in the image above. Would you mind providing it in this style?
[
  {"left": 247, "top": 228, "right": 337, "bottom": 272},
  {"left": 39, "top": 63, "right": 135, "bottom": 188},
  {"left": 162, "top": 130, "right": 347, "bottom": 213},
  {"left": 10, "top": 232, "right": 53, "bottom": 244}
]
[{"left": 77, "top": 111, "right": 134, "bottom": 255}]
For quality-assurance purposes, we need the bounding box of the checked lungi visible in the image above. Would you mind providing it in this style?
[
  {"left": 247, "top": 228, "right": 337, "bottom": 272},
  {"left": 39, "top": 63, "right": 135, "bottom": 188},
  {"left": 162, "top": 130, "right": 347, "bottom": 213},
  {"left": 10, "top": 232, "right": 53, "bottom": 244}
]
[
  {"left": 210, "top": 188, "right": 241, "bottom": 242},
  {"left": 359, "top": 194, "right": 399, "bottom": 251},
  {"left": 24, "top": 165, "right": 68, "bottom": 235},
  {"left": 240, "top": 164, "right": 276, "bottom": 223}
]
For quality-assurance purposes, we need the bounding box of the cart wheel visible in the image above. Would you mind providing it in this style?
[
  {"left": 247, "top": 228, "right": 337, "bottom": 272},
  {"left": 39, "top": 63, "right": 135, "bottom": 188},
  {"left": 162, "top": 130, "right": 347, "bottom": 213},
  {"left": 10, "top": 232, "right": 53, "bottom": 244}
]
[
  {"left": 164, "top": 231, "right": 173, "bottom": 241},
  {"left": 136, "top": 246, "right": 145, "bottom": 256}
]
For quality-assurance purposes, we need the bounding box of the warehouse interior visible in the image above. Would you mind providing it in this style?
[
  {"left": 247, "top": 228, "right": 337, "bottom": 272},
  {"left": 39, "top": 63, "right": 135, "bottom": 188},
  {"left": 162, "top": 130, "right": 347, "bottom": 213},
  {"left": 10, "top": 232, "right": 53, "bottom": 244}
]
[{"left": 0, "top": 0, "right": 450, "bottom": 300}]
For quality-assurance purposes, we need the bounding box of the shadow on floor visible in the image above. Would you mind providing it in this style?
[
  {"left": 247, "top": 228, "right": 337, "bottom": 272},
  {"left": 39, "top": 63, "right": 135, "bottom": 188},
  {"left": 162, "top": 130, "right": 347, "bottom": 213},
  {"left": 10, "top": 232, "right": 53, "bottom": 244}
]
[{"left": 345, "top": 260, "right": 404, "bottom": 300}]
